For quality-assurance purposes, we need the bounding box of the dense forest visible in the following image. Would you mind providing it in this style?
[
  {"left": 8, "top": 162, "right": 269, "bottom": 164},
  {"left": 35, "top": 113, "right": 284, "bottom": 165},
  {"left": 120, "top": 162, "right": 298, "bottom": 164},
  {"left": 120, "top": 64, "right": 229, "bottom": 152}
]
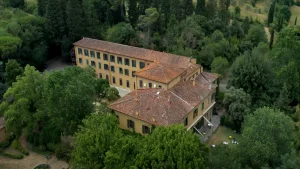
[{"left": 0, "top": 0, "right": 300, "bottom": 168}]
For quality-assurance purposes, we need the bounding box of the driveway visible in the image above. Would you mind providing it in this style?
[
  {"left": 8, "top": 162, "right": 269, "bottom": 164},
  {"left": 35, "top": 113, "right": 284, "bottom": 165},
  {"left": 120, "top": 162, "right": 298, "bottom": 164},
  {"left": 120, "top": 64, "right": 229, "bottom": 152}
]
[{"left": 45, "top": 57, "right": 72, "bottom": 71}]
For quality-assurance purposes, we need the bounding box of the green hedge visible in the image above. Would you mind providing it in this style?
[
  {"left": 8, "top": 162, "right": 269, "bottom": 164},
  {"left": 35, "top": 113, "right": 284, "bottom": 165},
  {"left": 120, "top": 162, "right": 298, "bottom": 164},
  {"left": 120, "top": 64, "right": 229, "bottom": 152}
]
[
  {"left": 0, "top": 141, "right": 10, "bottom": 149},
  {"left": 3, "top": 152, "right": 24, "bottom": 159}
]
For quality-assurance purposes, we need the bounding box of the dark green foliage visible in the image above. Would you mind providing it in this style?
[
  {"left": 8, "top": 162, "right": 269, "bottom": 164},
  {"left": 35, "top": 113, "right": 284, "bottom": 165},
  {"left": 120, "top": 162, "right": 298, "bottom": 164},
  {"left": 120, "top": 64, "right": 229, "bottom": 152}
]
[
  {"left": 267, "top": 2, "right": 276, "bottom": 27},
  {"left": 196, "top": 0, "right": 206, "bottom": 16},
  {"left": 106, "top": 22, "right": 140, "bottom": 46},
  {"left": 128, "top": 0, "right": 138, "bottom": 27},
  {"left": 95, "top": 78, "right": 110, "bottom": 98},
  {"left": 55, "top": 143, "right": 72, "bottom": 161},
  {"left": 245, "top": 24, "right": 268, "bottom": 47},
  {"left": 295, "top": 17, "right": 298, "bottom": 25},
  {"left": 3, "top": 152, "right": 24, "bottom": 159},
  {"left": 105, "top": 87, "right": 120, "bottom": 101},
  {"left": 37, "top": 0, "right": 48, "bottom": 16},
  {"left": 9, "top": 0, "right": 24, "bottom": 8},
  {"left": 5, "top": 59, "right": 23, "bottom": 85},
  {"left": 277, "top": 149, "right": 300, "bottom": 169},
  {"left": 240, "top": 107, "right": 294, "bottom": 168},
  {"left": 269, "top": 28, "right": 275, "bottom": 48},
  {"left": 183, "top": 0, "right": 194, "bottom": 18},
  {"left": 66, "top": 0, "right": 84, "bottom": 41},
  {"left": 209, "top": 145, "right": 243, "bottom": 169},
  {"left": 206, "top": 0, "right": 217, "bottom": 19},
  {"left": 0, "top": 36, "right": 22, "bottom": 58}
]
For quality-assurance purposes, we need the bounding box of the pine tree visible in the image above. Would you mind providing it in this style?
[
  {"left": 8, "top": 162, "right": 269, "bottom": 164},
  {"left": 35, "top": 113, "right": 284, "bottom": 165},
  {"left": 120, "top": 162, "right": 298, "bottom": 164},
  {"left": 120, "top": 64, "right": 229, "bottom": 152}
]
[
  {"left": 206, "top": 0, "right": 217, "bottom": 19},
  {"left": 66, "top": 0, "right": 85, "bottom": 41},
  {"left": 267, "top": 2, "right": 275, "bottom": 27},
  {"left": 295, "top": 17, "right": 298, "bottom": 25},
  {"left": 128, "top": 0, "right": 138, "bottom": 27},
  {"left": 196, "top": 0, "right": 206, "bottom": 16}
]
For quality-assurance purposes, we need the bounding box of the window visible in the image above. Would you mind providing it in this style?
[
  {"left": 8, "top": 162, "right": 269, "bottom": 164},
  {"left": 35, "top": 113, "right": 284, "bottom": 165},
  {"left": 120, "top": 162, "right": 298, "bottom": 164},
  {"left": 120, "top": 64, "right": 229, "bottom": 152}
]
[
  {"left": 119, "top": 78, "right": 123, "bottom": 86},
  {"left": 211, "top": 93, "right": 215, "bottom": 102},
  {"left": 158, "top": 85, "right": 162, "bottom": 88},
  {"left": 126, "top": 80, "right": 130, "bottom": 88},
  {"left": 127, "top": 120, "right": 134, "bottom": 129},
  {"left": 104, "top": 64, "right": 109, "bottom": 70},
  {"left": 90, "top": 51, "right": 95, "bottom": 58},
  {"left": 125, "top": 58, "right": 130, "bottom": 66},
  {"left": 84, "top": 49, "right": 89, "bottom": 56},
  {"left": 106, "top": 75, "right": 109, "bottom": 80},
  {"left": 149, "top": 83, "right": 152, "bottom": 88},
  {"left": 117, "top": 57, "right": 122, "bottom": 64},
  {"left": 142, "top": 125, "right": 150, "bottom": 134},
  {"left": 132, "top": 71, "right": 136, "bottom": 77},
  {"left": 134, "top": 82, "right": 136, "bottom": 89},
  {"left": 193, "top": 108, "right": 198, "bottom": 119},
  {"left": 196, "top": 72, "right": 198, "bottom": 76},
  {"left": 125, "top": 69, "right": 129, "bottom": 76},
  {"left": 116, "top": 115, "right": 119, "bottom": 123},
  {"left": 139, "top": 80, "right": 143, "bottom": 88},
  {"left": 112, "top": 77, "right": 116, "bottom": 84},
  {"left": 99, "top": 73, "right": 102, "bottom": 78},
  {"left": 91, "top": 61, "right": 96, "bottom": 67},
  {"left": 110, "top": 55, "right": 115, "bottom": 62},
  {"left": 132, "top": 60, "right": 136, "bottom": 67},
  {"left": 202, "top": 103, "right": 204, "bottom": 110},
  {"left": 104, "top": 54, "right": 108, "bottom": 61},
  {"left": 79, "top": 58, "right": 82, "bottom": 64},
  {"left": 119, "top": 67, "right": 123, "bottom": 74},
  {"left": 184, "top": 117, "right": 188, "bottom": 126},
  {"left": 98, "top": 62, "right": 101, "bottom": 69},
  {"left": 78, "top": 48, "right": 82, "bottom": 54},
  {"left": 153, "top": 84, "right": 157, "bottom": 88},
  {"left": 97, "top": 52, "right": 100, "bottom": 59},
  {"left": 140, "top": 62, "right": 145, "bottom": 69},
  {"left": 86, "top": 59, "right": 89, "bottom": 65},
  {"left": 111, "top": 66, "right": 115, "bottom": 72}
]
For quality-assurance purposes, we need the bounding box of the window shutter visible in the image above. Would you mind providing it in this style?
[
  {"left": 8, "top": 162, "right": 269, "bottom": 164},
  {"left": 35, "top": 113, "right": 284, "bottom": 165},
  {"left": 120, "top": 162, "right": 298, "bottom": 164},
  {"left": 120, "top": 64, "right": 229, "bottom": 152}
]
[
  {"left": 132, "top": 121, "right": 135, "bottom": 129},
  {"left": 142, "top": 125, "right": 145, "bottom": 133},
  {"left": 127, "top": 120, "right": 130, "bottom": 128}
]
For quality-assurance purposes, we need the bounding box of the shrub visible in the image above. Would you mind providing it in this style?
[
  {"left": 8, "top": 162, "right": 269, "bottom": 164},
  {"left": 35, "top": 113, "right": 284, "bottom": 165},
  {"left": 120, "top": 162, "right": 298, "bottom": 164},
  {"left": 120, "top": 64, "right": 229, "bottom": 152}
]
[
  {"left": 11, "top": 139, "right": 29, "bottom": 155},
  {"left": 231, "top": 0, "right": 237, "bottom": 6},
  {"left": 245, "top": 4, "right": 252, "bottom": 10},
  {"left": 46, "top": 143, "right": 57, "bottom": 152},
  {"left": 0, "top": 141, "right": 10, "bottom": 148},
  {"left": 55, "top": 143, "right": 71, "bottom": 161},
  {"left": 3, "top": 152, "right": 24, "bottom": 159}
]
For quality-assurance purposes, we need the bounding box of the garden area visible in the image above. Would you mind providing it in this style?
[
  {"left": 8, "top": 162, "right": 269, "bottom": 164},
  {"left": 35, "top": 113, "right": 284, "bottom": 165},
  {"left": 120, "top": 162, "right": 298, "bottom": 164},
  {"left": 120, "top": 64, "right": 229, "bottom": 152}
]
[{"left": 207, "top": 126, "right": 243, "bottom": 148}]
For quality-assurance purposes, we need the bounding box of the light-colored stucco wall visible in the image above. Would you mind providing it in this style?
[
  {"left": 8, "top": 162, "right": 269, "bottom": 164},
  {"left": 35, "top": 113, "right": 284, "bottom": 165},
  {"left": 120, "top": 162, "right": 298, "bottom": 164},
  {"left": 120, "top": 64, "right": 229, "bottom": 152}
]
[
  {"left": 115, "top": 111, "right": 152, "bottom": 135},
  {"left": 75, "top": 45, "right": 152, "bottom": 91},
  {"left": 136, "top": 77, "right": 167, "bottom": 89}
]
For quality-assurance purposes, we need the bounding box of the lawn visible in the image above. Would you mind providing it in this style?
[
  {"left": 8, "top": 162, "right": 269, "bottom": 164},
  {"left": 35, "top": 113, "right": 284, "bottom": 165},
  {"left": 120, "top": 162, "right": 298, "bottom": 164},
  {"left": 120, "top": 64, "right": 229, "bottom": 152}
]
[
  {"left": 290, "top": 5, "right": 300, "bottom": 26},
  {"left": 206, "top": 126, "right": 242, "bottom": 148}
]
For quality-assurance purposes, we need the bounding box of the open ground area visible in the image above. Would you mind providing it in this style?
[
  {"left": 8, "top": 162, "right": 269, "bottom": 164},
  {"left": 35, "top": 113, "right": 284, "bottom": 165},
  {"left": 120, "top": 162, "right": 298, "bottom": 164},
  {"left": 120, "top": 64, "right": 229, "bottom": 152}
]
[
  {"left": 290, "top": 5, "right": 300, "bottom": 25},
  {"left": 206, "top": 126, "right": 243, "bottom": 148}
]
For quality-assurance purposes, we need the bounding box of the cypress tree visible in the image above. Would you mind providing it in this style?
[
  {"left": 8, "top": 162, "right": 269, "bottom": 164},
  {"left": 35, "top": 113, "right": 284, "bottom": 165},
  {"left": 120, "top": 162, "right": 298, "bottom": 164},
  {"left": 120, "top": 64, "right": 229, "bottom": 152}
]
[
  {"left": 196, "top": 0, "right": 206, "bottom": 16},
  {"left": 46, "top": 0, "right": 61, "bottom": 44},
  {"left": 183, "top": 0, "right": 194, "bottom": 17},
  {"left": 66, "top": 0, "right": 85, "bottom": 41},
  {"left": 267, "top": 2, "right": 275, "bottom": 27},
  {"left": 170, "top": 0, "right": 181, "bottom": 20},
  {"left": 105, "top": 8, "right": 113, "bottom": 26},
  {"left": 128, "top": 0, "right": 138, "bottom": 27},
  {"left": 206, "top": 0, "right": 217, "bottom": 19},
  {"left": 37, "top": 0, "right": 48, "bottom": 16},
  {"left": 219, "top": 0, "right": 230, "bottom": 23},
  {"left": 9, "top": 0, "right": 24, "bottom": 8},
  {"left": 269, "top": 28, "right": 274, "bottom": 49},
  {"left": 161, "top": 0, "right": 170, "bottom": 22},
  {"left": 295, "top": 17, "right": 298, "bottom": 25}
]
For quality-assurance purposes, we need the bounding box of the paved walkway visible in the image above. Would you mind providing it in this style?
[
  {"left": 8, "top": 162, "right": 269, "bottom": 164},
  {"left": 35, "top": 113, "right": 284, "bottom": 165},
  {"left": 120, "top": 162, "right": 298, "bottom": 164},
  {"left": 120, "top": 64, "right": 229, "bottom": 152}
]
[
  {"left": 110, "top": 85, "right": 131, "bottom": 97},
  {"left": 45, "top": 57, "right": 72, "bottom": 71},
  {"left": 200, "top": 115, "right": 220, "bottom": 142}
]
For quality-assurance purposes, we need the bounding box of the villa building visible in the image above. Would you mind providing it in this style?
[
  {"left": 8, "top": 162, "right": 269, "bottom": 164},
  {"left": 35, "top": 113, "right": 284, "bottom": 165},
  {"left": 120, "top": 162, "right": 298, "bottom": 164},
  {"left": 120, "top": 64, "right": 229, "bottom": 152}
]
[{"left": 74, "top": 38, "right": 218, "bottom": 135}]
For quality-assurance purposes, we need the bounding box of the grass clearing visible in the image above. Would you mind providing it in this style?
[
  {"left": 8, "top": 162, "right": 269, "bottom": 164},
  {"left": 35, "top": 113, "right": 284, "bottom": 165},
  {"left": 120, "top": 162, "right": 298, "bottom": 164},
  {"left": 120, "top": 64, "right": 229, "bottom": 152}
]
[
  {"left": 290, "top": 5, "right": 300, "bottom": 26},
  {"left": 206, "top": 126, "right": 242, "bottom": 148}
]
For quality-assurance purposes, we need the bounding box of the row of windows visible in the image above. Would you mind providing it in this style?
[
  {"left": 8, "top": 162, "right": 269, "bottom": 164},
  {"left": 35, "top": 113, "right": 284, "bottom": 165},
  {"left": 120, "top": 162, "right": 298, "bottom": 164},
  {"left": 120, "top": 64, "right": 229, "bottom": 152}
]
[
  {"left": 185, "top": 102, "right": 205, "bottom": 126},
  {"left": 127, "top": 119, "right": 150, "bottom": 134},
  {"left": 139, "top": 80, "right": 162, "bottom": 89},
  {"left": 77, "top": 48, "right": 146, "bottom": 69},
  {"left": 99, "top": 73, "right": 133, "bottom": 88}
]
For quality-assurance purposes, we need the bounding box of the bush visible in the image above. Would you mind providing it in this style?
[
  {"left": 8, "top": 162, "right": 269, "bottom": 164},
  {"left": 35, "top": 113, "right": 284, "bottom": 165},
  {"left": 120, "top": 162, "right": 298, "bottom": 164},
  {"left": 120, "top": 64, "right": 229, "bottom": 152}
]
[
  {"left": 11, "top": 139, "right": 29, "bottom": 155},
  {"left": 55, "top": 143, "right": 71, "bottom": 161},
  {"left": 245, "top": 4, "right": 252, "bottom": 10},
  {"left": 0, "top": 141, "right": 10, "bottom": 149},
  {"left": 34, "top": 164, "right": 50, "bottom": 169},
  {"left": 46, "top": 143, "right": 57, "bottom": 152},
  {"left": 3, "top": 152, "right": 24, "bottom": 159}
]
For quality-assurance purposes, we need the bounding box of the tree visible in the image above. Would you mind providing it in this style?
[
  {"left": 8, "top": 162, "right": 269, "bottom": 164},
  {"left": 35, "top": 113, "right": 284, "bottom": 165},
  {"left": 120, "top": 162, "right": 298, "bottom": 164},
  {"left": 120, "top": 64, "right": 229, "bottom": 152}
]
[
  {"left": 219, "top": 0, "right": 230, "bottom": 23},
  {"left": 66, "top": 0, "right": 85, "bottom": 41},
  {"left": 223, "top": 87, "right": 251, "bottom": 131},
  {"left": 128, "top": 0, "right": 138, "bottom": 27},
  {"left": 209, "top": 145, "right": 243, "bottom": 169},
  {"left": 195, "top": 0, "right": 206, "bottom": 16},
  {"left": 42, "top": 67, "right": 96, "bottom": 136},
  {"left": 245, "top": 24, "right": 268, "bottom": 47},
  {"left": 106, "top": 22, "right": 139, "bottom": 45},
  {"left": 37, "top": 0, "right": 48, "bottom": 16},
  {"left": 135, "top": 125, "right": 209, "bottom": 169},
  {"left": 274, "top": 83, "right": 292, "bottom": 113},
  {"left": 276, "top": 149, "right": 300, "bottom": 169},
  {"left": 105, "top": 87, "right": 120, "bottom": 101},
  {"left": 241, "top": 16, "right": 250, "bottom": 34},
  {"left": 9, "top": 0, "right": 24, "bottom": 8},
  {"left": 295, "top": 17, "right": 298, "bottom": 25},
  {"left": 206, "top": 0, "right": 217, "bottom": 19},
  {"left": 138, "top": 8, "right": 159, "bottom": 47},
  {"left": 0, "top": 36, "right": 22, "bottom": 58},
  {"left": 46, "top": 0, "right": 63, "bottom": 44},
  {"left": 270, "top": 26, "right": 300, "bottom": 102},
  {"left": 95, "top": 78, "right": 110, "bottom": 98},
  {"left": 267, "top": 2, "right": 276, "bottom": 27},
  {"left": 183, "top": 0, "right": 194, "bottom": 18},
  {"left": 234, "top": 6, "right": 241, "bottom": 16},
  {"left": 5, "top": 59, "right": 24, "bottom": 85},
  {"left": 211, "top": 57, "right": 229, "bottom": 76},
  {"left": 71, "top": 113, "right": 122, "bottom": 169},
  {"left": 240, "top": 107, "right": 294, "bottom": 168},
  {"left": 0, "top": 65, "right": 45, "bottom": 137},
  {"left": 229, "top": 44, "right": 273, "bottom": 107}
]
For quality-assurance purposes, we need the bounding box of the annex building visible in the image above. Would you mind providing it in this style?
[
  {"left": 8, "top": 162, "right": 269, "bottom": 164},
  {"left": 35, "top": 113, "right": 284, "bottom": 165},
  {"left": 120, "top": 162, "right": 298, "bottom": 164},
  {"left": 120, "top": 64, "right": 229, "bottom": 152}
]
[{"left": 74, "top": 38, "right": 218, "bottom": 135}]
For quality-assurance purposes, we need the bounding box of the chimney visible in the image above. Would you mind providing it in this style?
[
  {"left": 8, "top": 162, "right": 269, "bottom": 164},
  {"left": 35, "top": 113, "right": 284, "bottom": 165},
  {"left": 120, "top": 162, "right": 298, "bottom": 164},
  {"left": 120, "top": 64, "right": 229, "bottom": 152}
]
[
  {"left": 135, "top": 111, "right": 139, "bottom": 116},
  {"left": 209, "top": 83, "right": 212, "bottom": 90},
  {"left": 168, "top": 96, "right": 171, "bottom": 103},
  {"left": 193, "top": 79, "right": 196, "bottom": 87},
  {"left": 152, "top": 117, "right": 156, "bottom": 123},
  {"left": 135, "top": 90, "right": 139, "bottom": 102}
]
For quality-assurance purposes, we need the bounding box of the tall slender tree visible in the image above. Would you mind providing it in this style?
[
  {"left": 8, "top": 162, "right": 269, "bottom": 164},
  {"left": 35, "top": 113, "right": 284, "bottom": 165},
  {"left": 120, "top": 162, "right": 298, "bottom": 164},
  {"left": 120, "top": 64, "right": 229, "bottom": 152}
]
[
  {"left": 128, "top": 0, "right": 139, "bottom": 27},
  {"left": 45, "top": 0, "right": 61, "bottom": 44},
  {"left": 196, "top": 0, "right": 206, "bottom": 16},
  {"left": 295, "top": 17, "right": 298, "bottom": 25},
  {"left": 37, "top": 0, "right": 48, "bottom": 16},
  {"left": 183, "top": 0, "right": 194, "bottom": 18},
  {"left": 66, "top": 0, "right": 85, "bottom": 41},
  {"left": 206, "top": 0, "right": 217, "bottom": 19},
  {"left": 267, "top": 2, "right": 276, "bottom": 27}
]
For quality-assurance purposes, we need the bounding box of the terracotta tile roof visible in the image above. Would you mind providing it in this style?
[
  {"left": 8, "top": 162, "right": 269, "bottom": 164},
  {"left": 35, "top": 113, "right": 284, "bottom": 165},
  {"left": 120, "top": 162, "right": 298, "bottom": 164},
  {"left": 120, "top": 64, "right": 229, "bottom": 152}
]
[
  {"left": 136, "top": 63, "right": 187, "bottom": 84},
  {"left": 109, "top": 72, "right": 218, "bottom": 126},
  {"left": 201, "top": 72, "right": 219, "bottom": 83},
  {"left": 0, "top": 117, "right": 5, "bottom": 130},
  {"left": 74, "top": 38, "right": 196, "bottom": 67}
]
